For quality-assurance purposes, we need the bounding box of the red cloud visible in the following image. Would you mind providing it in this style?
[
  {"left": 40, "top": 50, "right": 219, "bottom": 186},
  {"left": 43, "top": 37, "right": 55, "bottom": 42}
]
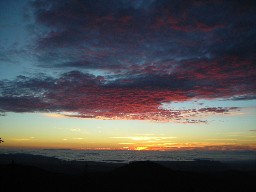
[
  {"left": 1, "top": 1, "right": 255, "bottom": 123},
  {"left": 0, "top": 71, "right": 244, "bottom": 123}
]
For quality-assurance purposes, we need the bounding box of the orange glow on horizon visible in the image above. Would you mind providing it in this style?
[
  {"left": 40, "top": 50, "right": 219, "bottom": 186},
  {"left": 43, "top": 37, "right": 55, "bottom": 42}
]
[
  {"left": 1, "top": 143, "right": 256, "bottom": 151},
  {"left": 135, "top": 146, "right": 148, "bottom": 151}
]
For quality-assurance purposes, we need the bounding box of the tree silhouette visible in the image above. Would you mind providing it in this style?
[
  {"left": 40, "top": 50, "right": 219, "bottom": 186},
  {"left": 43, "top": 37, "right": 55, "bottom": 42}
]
[{"left": 0, "top": 138, "right": 4, "bottom": 143}]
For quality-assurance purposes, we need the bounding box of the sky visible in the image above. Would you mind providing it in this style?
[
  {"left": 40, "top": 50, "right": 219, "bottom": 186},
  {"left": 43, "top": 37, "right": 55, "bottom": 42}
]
[{"left": 0, "top": 0, "right": 256, "bottom": 150}]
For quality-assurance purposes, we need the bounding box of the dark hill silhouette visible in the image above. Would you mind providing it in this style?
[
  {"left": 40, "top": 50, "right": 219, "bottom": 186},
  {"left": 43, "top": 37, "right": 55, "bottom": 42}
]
[
  {"left": 101, "top": 161, "right": 186, "bottom": 192},
  {"left": 0, "top": 164, "right": 74, "bottom": 192},
  {"left": 0, "top": 154, "right": 255, "bottom": 192},
  {"left": 113, "top": 161, "right": 172, "bottom": 175}
]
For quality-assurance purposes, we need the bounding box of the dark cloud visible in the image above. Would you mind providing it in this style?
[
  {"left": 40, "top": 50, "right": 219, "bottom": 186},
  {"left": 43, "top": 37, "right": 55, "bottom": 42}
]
[
  {"left": 0, "top": 96, "right": 48, "bottom": 113},
  {"left": 0, "top": 71, "right": 241, "bottom": 122},
  {"left": 31, "top": 0, "right": 256, "bottom": 76},
  {"left": 229, "top": 95, "right": 256, "bottom": 101},
  {"left": 198, "top": 107, "right": 239, "bottom": 114},
  {"left": 1, "top": 1, "right": 255, "bottom": 122}
]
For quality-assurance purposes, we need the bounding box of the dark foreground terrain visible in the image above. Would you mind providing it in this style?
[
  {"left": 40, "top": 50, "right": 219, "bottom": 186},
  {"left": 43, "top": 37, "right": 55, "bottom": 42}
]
[{"left": 0, "top": 154, "right": 255, "bottom": 192}]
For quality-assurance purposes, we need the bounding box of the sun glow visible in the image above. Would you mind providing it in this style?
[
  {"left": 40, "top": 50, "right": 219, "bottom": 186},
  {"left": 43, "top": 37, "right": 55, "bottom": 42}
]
[{"left": 135, "top": 146, "right": 148, "bottom": 151}]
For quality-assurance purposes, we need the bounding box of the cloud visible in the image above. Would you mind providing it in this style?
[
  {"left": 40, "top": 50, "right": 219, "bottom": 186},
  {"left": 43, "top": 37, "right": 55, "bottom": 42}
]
[
  {"left": 28, "top": 0, "right": 256, "bottom": 98},
  {"left": 112, "top": 136, "right": 177, "bottom": 141},
  {"left": 72, "top": 138, "right": 84, "bottom": 140},
  {"left": 0, "top": 1, "right": 255, "bottom": 123},
  {"left": 0, "top": 70, "right": 246, "bottom": 122},
  {"left": 70, "top": 128, "right": 81, "bottom": 132},
  {"left": 30, "top": 0, "right": 256, "bottom": 74},
  {"left": 11, "top": 137, "right": 35, "bottom": 141},
  {"left": 0, "top": 113, "right": 5, "bottom": 116},
  {"left": 230, "top": 95, "right": 256, "bottom": 101}
]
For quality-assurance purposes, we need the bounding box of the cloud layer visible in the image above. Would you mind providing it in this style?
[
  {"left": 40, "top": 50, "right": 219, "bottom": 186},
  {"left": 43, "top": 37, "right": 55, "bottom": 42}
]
[
  {"left": 0, "top": 0, "right": 256, "bottom": 122},
  {"left": 0, "top": 71, "right": 243, "bottom": 122}
]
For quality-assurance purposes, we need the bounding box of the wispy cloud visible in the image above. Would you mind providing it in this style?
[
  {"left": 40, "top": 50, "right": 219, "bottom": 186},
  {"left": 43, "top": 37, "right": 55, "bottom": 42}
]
[
  {"left": 70, "top": 128, "right": 81, "bottom": 132},
  {"left": 43, "top": 113, "right": 66, "bottom": 118},
  {"left": 112, "top": 136, "right": 177, "bottom": 141},
  {"left": 72, "top": 138, "right": 84, "bottom": 140},
  {"left": 11, "top": 137, "right": 35, "bottom": 141},
  {"left": 205, "top": 139, "right": 238, "bottom": 141},
  {"left": 118, "top": 143, "right": 135, "bottom": 145}
]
